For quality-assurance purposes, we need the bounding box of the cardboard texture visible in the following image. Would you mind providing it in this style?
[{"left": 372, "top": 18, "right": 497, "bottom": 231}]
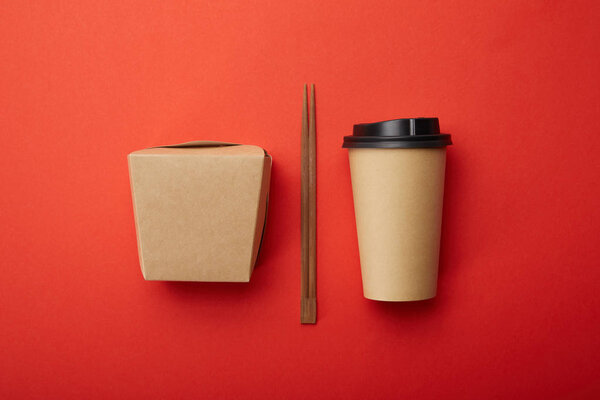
[
  {"left": 128, "top": 142, "right": 271, "bottom": 282},
  {"left": 348, "top": 148, "right": 446, "bottom": 301}
]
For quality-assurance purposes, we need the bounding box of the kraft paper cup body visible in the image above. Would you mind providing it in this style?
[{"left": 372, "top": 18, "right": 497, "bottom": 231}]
[{"left": 348, "top": 147, "right": 446, "bottom": 301}]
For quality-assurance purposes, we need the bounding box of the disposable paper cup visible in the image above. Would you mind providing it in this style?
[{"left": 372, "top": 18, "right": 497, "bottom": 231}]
[{"left": 343, "top": 118, "right": 452, "bottom": 301}]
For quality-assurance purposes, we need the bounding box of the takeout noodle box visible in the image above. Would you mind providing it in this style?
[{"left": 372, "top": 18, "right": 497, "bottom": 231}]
[{"left": 128, "top": 141, "right": 272, "bottom": 282}]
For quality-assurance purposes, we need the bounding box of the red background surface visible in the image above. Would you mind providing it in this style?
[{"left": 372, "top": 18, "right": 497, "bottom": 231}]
[{"left": 1, "top": 1, "right": 599, "bottom": 399}]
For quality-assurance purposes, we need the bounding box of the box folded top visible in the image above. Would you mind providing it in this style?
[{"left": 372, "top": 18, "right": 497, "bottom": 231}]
[
  {"left": 130, "top": 141, "right": 268, "bottom": 158},
  {"left": 157, "top": 140, "right": 238, "bottom": 148}
]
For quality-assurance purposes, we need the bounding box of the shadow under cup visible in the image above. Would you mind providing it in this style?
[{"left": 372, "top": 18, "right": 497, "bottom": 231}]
[{"left": 343, "top": 118, "right": 452, "bottom": 301}]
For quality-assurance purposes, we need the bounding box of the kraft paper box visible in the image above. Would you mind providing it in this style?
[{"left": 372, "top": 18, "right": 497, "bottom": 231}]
[{"left": 128, "top": 141, "right": 271, "bottom": 282}]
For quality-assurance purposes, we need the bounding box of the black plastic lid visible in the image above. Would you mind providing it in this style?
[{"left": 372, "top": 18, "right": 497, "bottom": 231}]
[{"left": 342, "top": 117, "right": 452, "bottom": 149}]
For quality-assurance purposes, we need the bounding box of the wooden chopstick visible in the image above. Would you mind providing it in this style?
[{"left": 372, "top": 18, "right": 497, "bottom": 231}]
[{"left": 301, "top": 84, "right": 317, "bottom": 324}]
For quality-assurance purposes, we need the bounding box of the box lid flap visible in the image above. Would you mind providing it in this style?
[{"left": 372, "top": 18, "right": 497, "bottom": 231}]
[
  {"left": 155, "top": 141, "right": 239, "bottom": 149},
  {"left": 129, "top": 141, "right": 268, "bottom": 157}
]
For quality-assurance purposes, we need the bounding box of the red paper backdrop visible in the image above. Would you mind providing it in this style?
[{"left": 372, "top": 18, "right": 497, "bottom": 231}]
[{"left": 1, "top": 1, "right": 599, "bottom": 399}]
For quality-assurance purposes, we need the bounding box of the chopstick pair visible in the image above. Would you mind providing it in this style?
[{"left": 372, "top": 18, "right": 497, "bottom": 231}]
[{"left": 301, "top": 84, "right": 317, "bottom": 324}]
